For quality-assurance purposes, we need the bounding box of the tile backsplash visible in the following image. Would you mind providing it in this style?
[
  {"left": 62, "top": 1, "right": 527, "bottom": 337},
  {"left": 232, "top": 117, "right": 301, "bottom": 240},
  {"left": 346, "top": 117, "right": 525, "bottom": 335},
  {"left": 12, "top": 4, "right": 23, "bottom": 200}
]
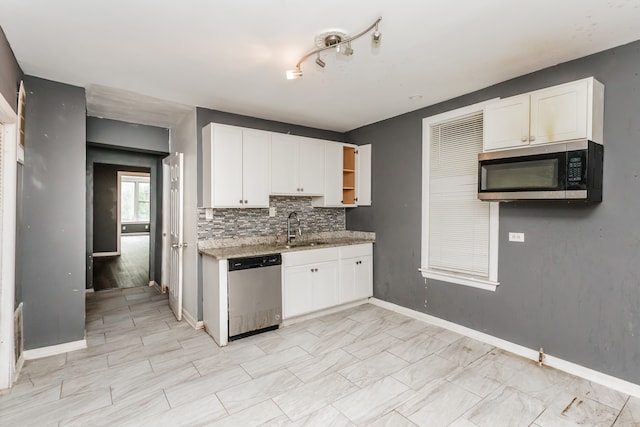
[{"left": 197, "top": 196, "right": 345, "bottom": 240}]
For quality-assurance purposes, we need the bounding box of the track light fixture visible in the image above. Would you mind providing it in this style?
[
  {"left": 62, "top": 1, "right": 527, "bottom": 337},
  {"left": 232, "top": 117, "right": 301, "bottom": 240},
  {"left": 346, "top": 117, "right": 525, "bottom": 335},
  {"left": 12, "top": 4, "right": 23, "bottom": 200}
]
[
  {"left": 286, "top": 16, "right": 382, "bottom": 80},
  {"left": 372, "top": 22, "right": 382, "bottom": 44}
]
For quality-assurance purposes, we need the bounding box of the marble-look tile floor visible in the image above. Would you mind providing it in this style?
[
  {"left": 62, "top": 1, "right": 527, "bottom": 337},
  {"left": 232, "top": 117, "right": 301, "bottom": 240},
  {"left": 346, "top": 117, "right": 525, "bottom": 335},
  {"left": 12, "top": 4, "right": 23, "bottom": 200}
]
[{"left": 1, "top": 286, "right": 639, "bottom": 426}]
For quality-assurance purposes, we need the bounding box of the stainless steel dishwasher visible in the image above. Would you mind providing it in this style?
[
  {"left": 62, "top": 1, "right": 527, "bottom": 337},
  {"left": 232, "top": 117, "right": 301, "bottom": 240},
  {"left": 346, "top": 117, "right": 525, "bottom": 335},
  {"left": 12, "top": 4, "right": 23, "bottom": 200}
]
[{"left": 227, "top": 253, "right": 282, "bottom": 340}]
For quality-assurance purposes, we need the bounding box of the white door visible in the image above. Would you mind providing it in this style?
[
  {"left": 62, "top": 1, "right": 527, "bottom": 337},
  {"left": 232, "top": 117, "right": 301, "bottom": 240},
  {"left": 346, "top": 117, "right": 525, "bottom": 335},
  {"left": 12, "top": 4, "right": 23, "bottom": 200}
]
[
  {"left": 282, "top": 266, "right": 313, "bottom": 319},
  {"left": 270, "top": 133, "right": 299, "bottom": 194},
  {"left": 242, "top": 129, "right": 270, "bottom": 207},
  {"left": 530, "top": 80, "right": 588, "bottom": 145},
  {"left": 168, "top": 152, "right": 184, "bottom": 321},
  {"left": 299, "top": 137, "right": 325, "bottom": 195},
  {"left": 311, "top": 260, "right": 339, "bottom": 311},
  {"left": 356, "top": 144, "right": 372, "bottom": 206},
  {"left": 483, "top": 94, "right": 531, "bottom": 151},
  {"left": 324, "top": 143, "right": 343, "bottom": 206},
  {"left": 213, "top": 125, "right": 243, "bottom": 207}
]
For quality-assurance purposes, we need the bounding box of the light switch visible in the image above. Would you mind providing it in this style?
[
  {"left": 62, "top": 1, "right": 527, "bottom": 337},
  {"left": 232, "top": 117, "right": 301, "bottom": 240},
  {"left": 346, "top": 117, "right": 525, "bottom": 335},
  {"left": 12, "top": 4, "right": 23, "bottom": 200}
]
[
  {"left": 269, "top": 207, "right": 276, "bottom": 217},
  {"left": 205, "top": 208, "right": 213, "bottom": 220},
  {"left": 509, "top": 232, "right": 525, "bottom": 242}
]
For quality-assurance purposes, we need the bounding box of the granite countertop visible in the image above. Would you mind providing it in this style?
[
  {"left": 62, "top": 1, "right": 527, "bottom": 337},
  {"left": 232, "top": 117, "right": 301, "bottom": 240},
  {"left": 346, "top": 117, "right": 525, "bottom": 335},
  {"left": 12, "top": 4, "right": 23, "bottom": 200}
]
[{"left": 198, "top": 230, "right": 375, "bottom": 260}]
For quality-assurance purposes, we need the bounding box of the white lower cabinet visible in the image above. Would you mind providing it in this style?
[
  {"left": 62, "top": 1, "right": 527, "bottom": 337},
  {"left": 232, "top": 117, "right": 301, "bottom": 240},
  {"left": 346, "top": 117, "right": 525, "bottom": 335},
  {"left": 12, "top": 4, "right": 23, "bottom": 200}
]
[
  {"left": 282, "top": 244, "right": 373, "bottom": 319},
  {"left": 339, "top": 244, "right": 373, "bottom": 304}
]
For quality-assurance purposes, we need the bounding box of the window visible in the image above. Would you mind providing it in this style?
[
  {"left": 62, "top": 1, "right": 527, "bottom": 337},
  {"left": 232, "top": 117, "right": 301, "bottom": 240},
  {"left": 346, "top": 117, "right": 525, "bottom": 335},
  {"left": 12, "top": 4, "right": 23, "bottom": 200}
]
[
  {"left": 120, "top": 173, "right": 150, "bottom": 223},
  {"left": 421, "top": 102, "right": 499, "bottom": 291}
]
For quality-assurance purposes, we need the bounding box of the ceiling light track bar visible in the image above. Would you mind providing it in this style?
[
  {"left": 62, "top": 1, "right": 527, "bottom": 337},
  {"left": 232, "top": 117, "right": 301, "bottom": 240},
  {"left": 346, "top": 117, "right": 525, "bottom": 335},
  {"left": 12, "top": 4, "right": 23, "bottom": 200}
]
[{"left": 286, "top": 16, "right": 382, "bottom": 79}]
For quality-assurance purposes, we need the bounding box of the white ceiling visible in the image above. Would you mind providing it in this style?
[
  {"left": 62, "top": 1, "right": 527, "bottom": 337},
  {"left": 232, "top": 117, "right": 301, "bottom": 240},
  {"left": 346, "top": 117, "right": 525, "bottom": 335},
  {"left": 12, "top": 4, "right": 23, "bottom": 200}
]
[{"left": 1, "top": 0, "right": 640, "bottom": 132}]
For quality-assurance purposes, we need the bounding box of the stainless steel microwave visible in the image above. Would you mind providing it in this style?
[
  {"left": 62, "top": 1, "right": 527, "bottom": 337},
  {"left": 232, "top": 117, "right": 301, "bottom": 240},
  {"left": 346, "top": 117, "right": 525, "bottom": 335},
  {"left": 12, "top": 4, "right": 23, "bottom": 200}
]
[{"left": 477, "top": 139, "right": 603, "bottom": 202}]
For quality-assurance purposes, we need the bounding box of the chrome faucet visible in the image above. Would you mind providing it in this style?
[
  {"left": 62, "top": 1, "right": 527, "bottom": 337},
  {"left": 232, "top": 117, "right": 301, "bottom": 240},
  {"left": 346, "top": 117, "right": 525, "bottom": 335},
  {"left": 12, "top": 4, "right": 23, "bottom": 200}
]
[{"left": 287, "top": 211, "right": 302, "bottom": 244}]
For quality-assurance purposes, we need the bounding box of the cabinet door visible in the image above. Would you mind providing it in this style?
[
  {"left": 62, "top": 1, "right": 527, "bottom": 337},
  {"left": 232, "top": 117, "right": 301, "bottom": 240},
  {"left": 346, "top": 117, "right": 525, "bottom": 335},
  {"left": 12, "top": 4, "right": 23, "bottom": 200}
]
[
  {"left": 212, "top": 125, "right": 243, "bottom": 207},
  {"left": 530, "top": 80, "right": 588, "bottom": 145},
  {"left": 299, "top": 137, "right": 325, "bottom": 195},
  {"left": 270, "top": 133, "right": 300, "bottom": 194},
  {"left": 483, "top": 94, "right": 531, "bottom": 151},
  {"left": 283, "top": 266, "right": 313, "bottom": 319},
  {"left": 354, "top": 255, "right": 373, "bottom": 300},
  {"left": 324, "top": 142, "right": 343, "bottom": 206},
  {"left": 242, "top": 129, "right": 270, "bottom": 207},
  {"left": 340, "top": 255, "right": 372, "bottom": 303},
  {"left": 356, "top": 144, "right": 372, "bottom": 206},
  {"left": 340, "top": 258, "right": 358, "bottom": 304},
  {"left": 312, "top": 261, "right": 339, "bottom": 311}
]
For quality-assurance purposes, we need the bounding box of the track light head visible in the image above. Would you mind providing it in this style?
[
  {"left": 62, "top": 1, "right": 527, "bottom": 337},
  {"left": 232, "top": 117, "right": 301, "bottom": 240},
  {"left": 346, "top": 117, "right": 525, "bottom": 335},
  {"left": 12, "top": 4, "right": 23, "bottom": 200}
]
[
  {"left": 286, "top": 68, "right": 303, "bottom": 80},
  {"left": 315, "top": 55, "right": 326, "bottom": 68},
  {"left": 372, "top": 22, "right": 381, "bottom": 44},
  {"left": 336, "top": 43, "right": 354, "bottom": 56}
]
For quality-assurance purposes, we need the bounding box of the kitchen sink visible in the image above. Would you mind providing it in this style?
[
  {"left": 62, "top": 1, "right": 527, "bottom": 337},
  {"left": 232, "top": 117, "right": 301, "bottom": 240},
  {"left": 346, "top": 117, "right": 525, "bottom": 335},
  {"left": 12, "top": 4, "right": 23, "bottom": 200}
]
[{"left": 278, "top": 240, "right": 331, "bottom": 249}]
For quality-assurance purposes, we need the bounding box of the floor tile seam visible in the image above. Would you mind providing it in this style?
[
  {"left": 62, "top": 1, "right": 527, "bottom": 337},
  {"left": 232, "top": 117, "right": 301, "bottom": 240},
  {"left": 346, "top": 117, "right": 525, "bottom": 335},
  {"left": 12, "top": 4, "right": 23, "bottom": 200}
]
[
  {"left": 335, "top": 369, "right": 366, "bottom": 391},
  {"left": 242, "top": 351, "right": 314, "bottom": 380},
  {"left": 442, "top": 346, "right": 496, "bottom": 370},
  {"left": 269, "top": 396, "right": 296, "bottom": 422},
  {"left": 442, "top": 377, "right": 490, "bottom": 400},
  {"left": 610, "top": 395, "right": 631, "bottom": 425}
]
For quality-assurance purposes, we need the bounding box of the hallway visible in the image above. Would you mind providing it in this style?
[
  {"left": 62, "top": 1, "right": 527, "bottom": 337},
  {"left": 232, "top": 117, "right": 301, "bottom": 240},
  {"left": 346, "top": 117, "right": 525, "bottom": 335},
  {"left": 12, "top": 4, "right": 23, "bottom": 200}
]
[{"left": 93, "top": 235, "right": 150, "bottom": 291}]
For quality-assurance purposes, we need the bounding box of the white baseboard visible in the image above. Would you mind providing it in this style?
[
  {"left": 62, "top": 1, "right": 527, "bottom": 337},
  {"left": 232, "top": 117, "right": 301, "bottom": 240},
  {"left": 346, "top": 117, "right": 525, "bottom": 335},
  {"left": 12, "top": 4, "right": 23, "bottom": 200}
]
[
  {"left": 282, "top": 299, "right": 369, "bottom": 327},
  {"left": 23, "top": 339, "right": 87, "bottom": 360},
  {"left": 149, "top": 281, "right": 162, "bottom": 294},
  {"left": 370, "top": 298, "right": 640, "bottom": 399},
  {"left": 182, "top": 309, "right": 204, "bottom": 330}
]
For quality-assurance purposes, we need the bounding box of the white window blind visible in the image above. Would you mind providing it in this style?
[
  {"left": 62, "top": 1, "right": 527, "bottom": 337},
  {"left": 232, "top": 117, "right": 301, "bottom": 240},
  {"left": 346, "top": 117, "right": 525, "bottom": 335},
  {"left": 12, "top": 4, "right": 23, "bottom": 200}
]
[{"left": 428, "top": 112, "right": 490, "bottom": 278}]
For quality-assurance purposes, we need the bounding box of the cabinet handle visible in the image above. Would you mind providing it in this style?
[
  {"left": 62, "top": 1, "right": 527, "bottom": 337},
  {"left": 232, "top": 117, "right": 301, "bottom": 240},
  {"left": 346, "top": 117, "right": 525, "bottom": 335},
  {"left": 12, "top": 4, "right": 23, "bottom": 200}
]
[
  {"left": 521, "top": 136, "right": 527, "bottom": 142},
  {"left": 530, "top": 135, "right": 536, "bottom": 142},
  {"left": 244, "top": 200, "right": 248, "bottom": 204},
  {"left": 239, "top": 199, "right": 243, "bottom": 204},
  {"left": 301, "top": 188, "right": 304, "bottom": 192}
]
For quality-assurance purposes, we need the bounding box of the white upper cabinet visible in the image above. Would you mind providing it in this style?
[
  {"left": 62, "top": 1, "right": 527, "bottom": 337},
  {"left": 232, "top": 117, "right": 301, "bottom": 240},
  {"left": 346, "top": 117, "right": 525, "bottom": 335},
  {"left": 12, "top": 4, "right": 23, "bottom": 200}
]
[
  {"left": 312, "top": 143, "right": 372, "bottom": 207},
  {"left": 483, "top": 77, "right": 604, "bottom": 151},
  {"left": 271, "top": 135, "right": 324, "bottom": 196},
  {"left": 202, "top": 123, "right": 270, "bottom": 208},
  {"left": 483, "top": 94, "right": 531, "bottom": 151}
]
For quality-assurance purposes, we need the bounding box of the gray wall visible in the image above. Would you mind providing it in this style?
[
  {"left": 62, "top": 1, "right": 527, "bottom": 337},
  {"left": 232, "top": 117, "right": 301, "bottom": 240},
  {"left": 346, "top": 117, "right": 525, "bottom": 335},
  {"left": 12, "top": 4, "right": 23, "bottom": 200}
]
[
  {"left": 21, "top": 76, "right": 86, "bottom": 350},
  {"left": 346, "top": 40, "right": 640, "bottom": 384},
  {"left": 86, "top": 117, "right": 169, "bottom": 154},
  {"left": 87, "top": 146, "right": 164, "bottom": 289},
  {"left": 93, "top": 163, "right": 151, "bottom": 253},
  {"left": 0, "top": 26, "right": 22, "bottom": 112}
]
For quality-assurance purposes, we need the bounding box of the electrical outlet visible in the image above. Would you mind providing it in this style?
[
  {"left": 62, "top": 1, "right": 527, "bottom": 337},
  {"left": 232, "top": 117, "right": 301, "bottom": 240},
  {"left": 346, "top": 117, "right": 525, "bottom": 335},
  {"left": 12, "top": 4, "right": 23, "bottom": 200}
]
[
  {"left": 269, "top": 207, "right": 276, "bottom": 217},
  {"left": 205, "top": 208, "right": 213, "bottom": 220},
  {"left": 509, "top": 232, "right": 525, "bottom": 242}
]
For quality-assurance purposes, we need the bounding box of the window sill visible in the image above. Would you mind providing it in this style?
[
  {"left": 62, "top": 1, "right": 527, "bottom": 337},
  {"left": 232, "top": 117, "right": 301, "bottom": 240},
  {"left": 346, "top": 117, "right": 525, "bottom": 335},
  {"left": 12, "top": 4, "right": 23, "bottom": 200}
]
[{"left": 420, "top": 269, "right": 499, "bottom": 292}]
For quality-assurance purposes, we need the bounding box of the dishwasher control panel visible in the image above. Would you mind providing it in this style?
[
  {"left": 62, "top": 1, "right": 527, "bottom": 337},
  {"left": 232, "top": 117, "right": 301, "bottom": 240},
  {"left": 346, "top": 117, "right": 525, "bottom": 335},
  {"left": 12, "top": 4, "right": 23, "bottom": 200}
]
[{"left": 228, "top": 254, "right": 282, "bottom": 271}]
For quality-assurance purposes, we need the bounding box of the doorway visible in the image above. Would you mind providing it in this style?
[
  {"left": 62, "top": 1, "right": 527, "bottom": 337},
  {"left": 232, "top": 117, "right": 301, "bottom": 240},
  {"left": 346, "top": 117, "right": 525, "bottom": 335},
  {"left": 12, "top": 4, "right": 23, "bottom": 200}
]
[{"left": 91, "top": 164, "right": 152, "bottom": 291}]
